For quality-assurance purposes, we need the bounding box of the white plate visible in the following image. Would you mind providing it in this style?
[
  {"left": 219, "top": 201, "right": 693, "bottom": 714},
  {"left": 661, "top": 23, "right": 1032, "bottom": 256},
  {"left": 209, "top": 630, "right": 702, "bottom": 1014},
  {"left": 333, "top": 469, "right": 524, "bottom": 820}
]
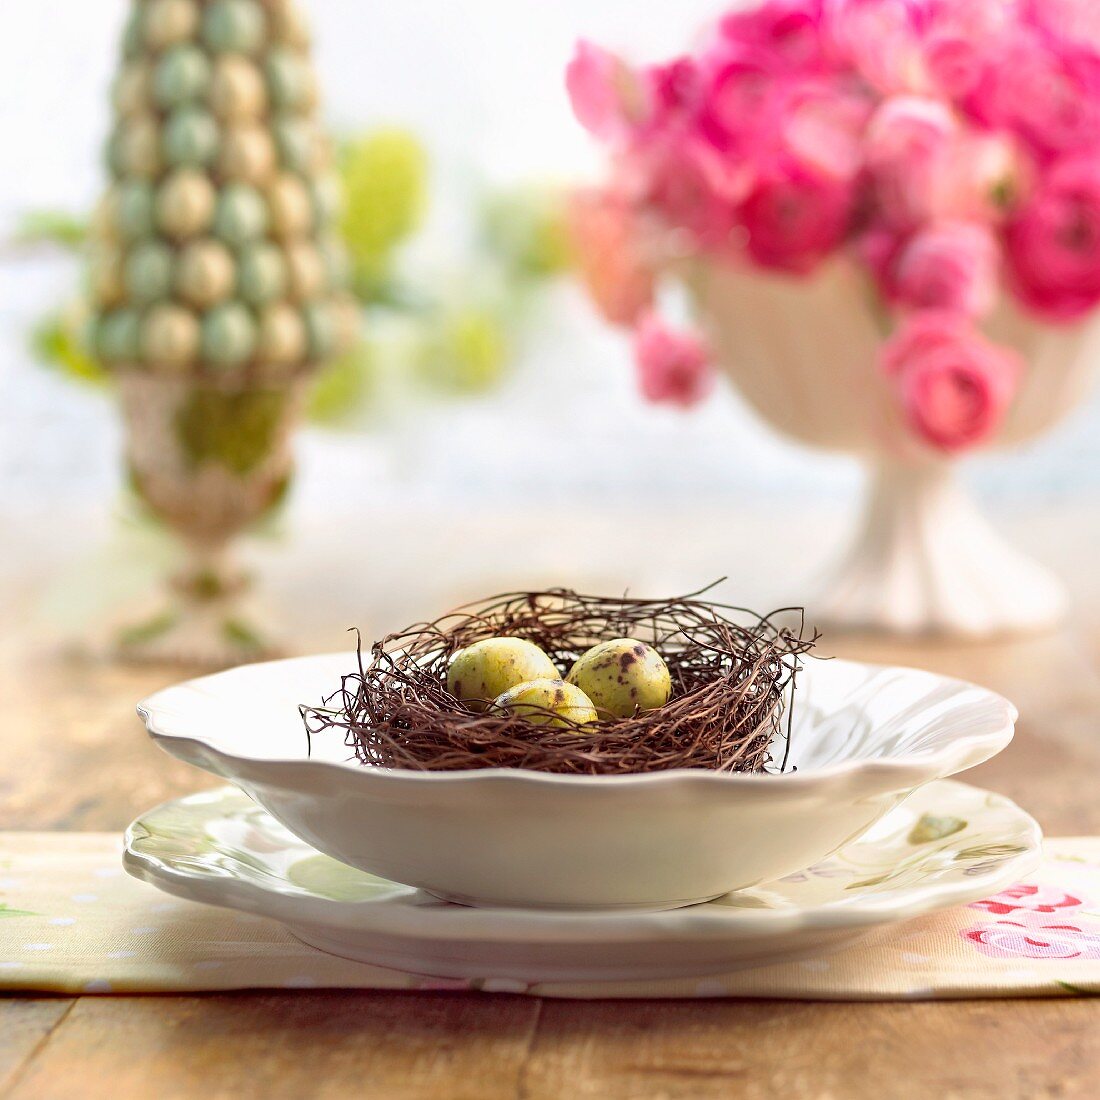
[
  {"left": 137, "top": 652, "right": 1017, "bottom": 910},
  {"left": 123, "top": 780, "right": 1041, "bottom": 982}
]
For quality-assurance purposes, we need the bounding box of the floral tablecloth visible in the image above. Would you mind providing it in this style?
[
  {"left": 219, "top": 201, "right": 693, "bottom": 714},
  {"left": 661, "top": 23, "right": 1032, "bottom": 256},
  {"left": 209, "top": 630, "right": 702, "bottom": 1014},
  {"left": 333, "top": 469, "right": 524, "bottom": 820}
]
[{"left": 0, "top": 833, "right": 1098, "bottom": 999}]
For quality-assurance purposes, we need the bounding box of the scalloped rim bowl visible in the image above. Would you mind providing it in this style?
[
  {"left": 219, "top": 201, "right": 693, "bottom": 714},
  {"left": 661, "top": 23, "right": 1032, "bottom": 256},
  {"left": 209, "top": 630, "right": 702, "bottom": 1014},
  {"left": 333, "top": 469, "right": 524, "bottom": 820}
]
[{"left": 137, "top": 652, "right": 1018, "bottom": 910}]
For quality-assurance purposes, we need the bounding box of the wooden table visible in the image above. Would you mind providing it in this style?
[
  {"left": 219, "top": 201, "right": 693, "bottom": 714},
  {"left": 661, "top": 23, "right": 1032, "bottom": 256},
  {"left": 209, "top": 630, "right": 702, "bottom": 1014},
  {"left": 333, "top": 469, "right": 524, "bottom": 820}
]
[{"left": 2, "top": 557, "right": 1100, "bottom": 1097}]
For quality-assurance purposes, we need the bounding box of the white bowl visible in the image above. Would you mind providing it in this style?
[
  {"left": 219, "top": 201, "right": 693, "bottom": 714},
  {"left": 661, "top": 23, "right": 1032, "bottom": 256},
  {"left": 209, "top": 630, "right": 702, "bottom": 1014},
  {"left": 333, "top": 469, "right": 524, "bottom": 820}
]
[{"left": 137, "top": 653, "right": 1016, "bottom": 911}]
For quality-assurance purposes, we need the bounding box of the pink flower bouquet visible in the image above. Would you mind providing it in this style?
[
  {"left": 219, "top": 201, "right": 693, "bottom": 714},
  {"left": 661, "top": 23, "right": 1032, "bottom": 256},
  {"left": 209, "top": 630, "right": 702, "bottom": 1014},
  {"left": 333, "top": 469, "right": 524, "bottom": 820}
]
[{"left": 568, "top": 0, "right": 1100, "bottom": 453}]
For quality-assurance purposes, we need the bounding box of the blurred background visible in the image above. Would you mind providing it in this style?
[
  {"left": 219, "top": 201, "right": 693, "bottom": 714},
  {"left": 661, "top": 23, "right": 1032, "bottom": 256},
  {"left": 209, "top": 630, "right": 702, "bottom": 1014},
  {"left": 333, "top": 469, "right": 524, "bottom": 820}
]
[{"left": 3, "top": 0, "right": 1099, "bottom": 652}]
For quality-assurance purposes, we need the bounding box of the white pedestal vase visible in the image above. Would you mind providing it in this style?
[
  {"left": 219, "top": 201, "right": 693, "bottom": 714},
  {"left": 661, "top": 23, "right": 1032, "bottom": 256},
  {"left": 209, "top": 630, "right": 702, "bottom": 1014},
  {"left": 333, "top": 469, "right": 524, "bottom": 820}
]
[{"left": 687, "top": 258, "right": 1100, "bottom": 637}]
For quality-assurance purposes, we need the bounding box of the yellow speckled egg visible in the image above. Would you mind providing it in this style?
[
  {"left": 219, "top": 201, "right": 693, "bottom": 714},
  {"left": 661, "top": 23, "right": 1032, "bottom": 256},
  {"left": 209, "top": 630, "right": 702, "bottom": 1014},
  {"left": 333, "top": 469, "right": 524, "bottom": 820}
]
[
  {"left": 155, "top": 169, "right": 216, "bottom": 240},
  {"left": 267, "top": 0, "right": 311, "bottom": 49},
  {"left": 141, "top": 303, "right": 200, "bottom": 372},
  {"left": 446, "top": 638, "right": 560, "bottom": 711},
  {"left": 175, "top": 239, "right": 236, "bottom": 308},
  {"left": 266, "top": 172, "right": 313, "bottom": 239},
  {"left": 112, "top": 62, "right": 152, "bottom": 117},
  {"left": 209, "top": 55, "right": 268, "bottom": 122},
  {"left": 108, "top": 115, "right": 162, "bottom": 179},
  {"left": 329, "top": 293, "right": 360, "bottom": 354},
  {"left": 566, "top": 638, "right": 672, "bottom": 719},
  {"left": 218, "top": 123, "right": 277, "bottom": 185},
  {"left": 285, "top": 241, "right": 326, "bottom": 301},
  {"left": 256, "top": 301, "right": 307, "bottom": 365},
  {"left": 493, "top": 679, "right": 598, "bottom": 729},
  {"left": 143, "top": 0, "right": 199, "bottom": 52}
]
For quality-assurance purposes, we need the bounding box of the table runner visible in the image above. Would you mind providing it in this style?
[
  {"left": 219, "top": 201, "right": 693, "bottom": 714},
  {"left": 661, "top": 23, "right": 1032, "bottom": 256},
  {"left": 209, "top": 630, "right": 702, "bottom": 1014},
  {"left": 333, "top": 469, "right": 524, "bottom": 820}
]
[{"left": 0, "top": 833, "right": 1098, "bottom": 999}]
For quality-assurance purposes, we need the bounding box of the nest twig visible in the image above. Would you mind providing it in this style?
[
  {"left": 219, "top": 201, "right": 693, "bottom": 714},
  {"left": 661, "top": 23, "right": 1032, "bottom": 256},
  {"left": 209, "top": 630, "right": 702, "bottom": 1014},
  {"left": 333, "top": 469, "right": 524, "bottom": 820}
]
[{"left": 301, "top": 586, "right": 817, "bottom": 776}]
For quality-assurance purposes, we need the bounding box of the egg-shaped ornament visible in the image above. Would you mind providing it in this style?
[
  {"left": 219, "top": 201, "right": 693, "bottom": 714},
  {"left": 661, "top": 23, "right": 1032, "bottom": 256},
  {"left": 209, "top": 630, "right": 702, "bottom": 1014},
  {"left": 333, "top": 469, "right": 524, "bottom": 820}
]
[
  {"left": 273, "top": 117, "right": 312, "bottom": 174},
  {"left": 114, "top": 180, "right": 157, "bottom": 243},
  {"left": 209, "top": 55, "right": 268, "bottom": 122},
  {"left": 163, "top": 106, "right": 220, "bottom": 169},
  {"left": 124, "top": 240, "right": 175, "bottom": 306},
  {"left": 267, "top": 0, "right": 311, "bottom": 48},
  {"left": 141, "top": 303, "right": 201, "bottom": 372},
  {"left": 202, "top": 302, "right": 258, "bottom": 369},
  {"left": 218, "top": 124, "right": 277, "bottom": 185},
  {"left": 302, "top": 302, "right": 336, "bottom": 359},
  {"left": 156, "top": 168, "right": 216, "bottom": 240},
  {"left": 266, "top": 172, "right": 313, "bottom": 239},
  {"left": 213, "top": 183, "right": 269, "bottom": 246},
  {"left": 202, "top": 0, "right": 267, "bottom": 55},
  {"left": 96, "top": 308, "right": 143, "bottom": 365},
  {"left": 237, "top": 241, "right": 288, "bottom": 306},
  {"left": 285, "top": 241, "right": 326, "bottom": 301},
  {"left": 176, "top": 239, "right": 236, "bottom": 308},
  {"left": 88, "top": 246, "right": 126, "bottom": 310},
  {"left": 567, "top": 638, "right": 672, "bottom": 719},
  {"left": 112, "top": 62, "right": 152, "bottom": 117},
  {"left": 108, "top": 115, "right": 162, "bottom": 179},
  {"left": 152, "top": 44, "right": 211, "bottom": 109},
  {"left": 256, "top": 301, "right": 308, "bottom": 367},
  {"left": 265, "top": 47, "right": 316, "bottom": 111},
  {"left": 310, "top": 174, "right": 342, "bottom": 227},
  {"left": 493, "top": 679, "right": 598, "bottom": 729},
  {"left": 143, "top": 0, "right": 200, "bottom": 52}
]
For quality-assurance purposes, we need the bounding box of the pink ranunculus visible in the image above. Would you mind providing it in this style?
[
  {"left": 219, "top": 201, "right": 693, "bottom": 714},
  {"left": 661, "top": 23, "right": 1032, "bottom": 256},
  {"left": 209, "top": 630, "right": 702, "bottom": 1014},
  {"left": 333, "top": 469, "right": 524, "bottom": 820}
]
[
  {"left": 697, "top": 45, "right": 778, "bottom": 155},
  {"left": 1005, "top": 157, "right": 1100, "bottom": 322},
  {"left": 719, "top": 0, "right": 828, "bottom": 73},
  {"left": 566, "top": 40, "right": 652, "bottom": 141},
  {"left": 823, "top": 0, "right": 929, "bottom": 93},
  {"left": 777, "top": 79, "right": 874, "bottom": 182},
  {"left": 966, "top": 29, "right": 1100, "bottom": 160},
  {"left": 888, "top": 221, "right": 999, "bottom": 316},
  {"left": 633, "top": 312, "right": 714, "bottom": 408},
  {"left": 739, "top": 160, "right": 857, "bottom": 273},
  {"left": 880, "top": 312, "right": 1022, "bottom": 451},
  {"left": 922, "top": 0, "right": 1012, "bottom": 101},
  {"left": 963, "top": 920, "right": 1100, "bottom": 960},
  {"left": 567, "top": 188, "right": 656, "bottom": 328},
  {"left": 970, "top": 883, "right": 1085, "bottom": 917},
  {"left": 864, "top": 95, "right": 959, "bottom": 226}
]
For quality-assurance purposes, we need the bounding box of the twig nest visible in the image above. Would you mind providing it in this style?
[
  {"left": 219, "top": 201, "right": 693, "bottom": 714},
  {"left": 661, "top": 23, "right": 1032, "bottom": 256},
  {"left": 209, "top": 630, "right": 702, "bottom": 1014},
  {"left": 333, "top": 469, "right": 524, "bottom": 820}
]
[
  {"left": 567, "top": 638, "right": 671, "bottom": 719},
  {"left": 446, "top": 637, "right": 559, "bottom": 712},
  {"left": 493, "top": 679, "right": 598, "bottom": 729},
  {"left": 302, "top": 588, "right": 816, "bottom": 776}
]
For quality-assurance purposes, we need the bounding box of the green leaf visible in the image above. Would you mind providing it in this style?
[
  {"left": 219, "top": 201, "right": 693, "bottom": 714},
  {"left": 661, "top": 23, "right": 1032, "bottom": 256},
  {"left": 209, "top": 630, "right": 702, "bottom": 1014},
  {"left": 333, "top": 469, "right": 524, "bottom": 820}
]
[
  {"left": 0, "top": 904, "right": 38, "bottom": 918},
  {"left": 16, "top": 209, "right": 88, "bottom": 249}
]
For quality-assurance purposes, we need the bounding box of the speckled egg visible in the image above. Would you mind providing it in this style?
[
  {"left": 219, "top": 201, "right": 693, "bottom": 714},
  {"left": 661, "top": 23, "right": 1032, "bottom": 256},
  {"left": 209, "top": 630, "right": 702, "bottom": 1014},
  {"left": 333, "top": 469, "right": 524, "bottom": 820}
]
[
  {"left": 152, "top": 44, "right": 211, "bottom": 109},
  {"left": 267, "top": 0, "right": 311, "bottom": 49},
  {"left": 120, "top": 9, "right": 144, "bottom": 59},
  {"left": 97, "top": 308, "right": 142, "bottom": 363},
  {"left": 114, "top": 180, "right": 157, "bottom": 242},
  {"left": 202, "top": 302, "right": 257, "bottom": 368},
  {"left": 155, "top": 169, "right": 216, "bottom": 240},
  {"left": 265, "top": 47, "right": 315, "bottom": 111},
  {"left": 124, "top": 240, "right": 175, "bottom": 305},
  {"left": 143, "top": 0, "right": 199, "bottom": 52},
  {"left": 202, "top": 0, "right": 267, "bottom": 55},
  {"left": 310, "top": 174, "right": 342, "bottom": 225},
  {"left": 175, "top": 239, "right": 236, "bottom": 308},
  {"left": 208, "top": 55, "right": 268, "bottom": 122},
  {"left": 301, "top": 302, "right": 335, "bottom": 359},
  {"left": 256, "top": 302, "right": 307, "bottom": 365},
  {"left": 266, "top": 173, "right": 313, "bottom": 238},
  {"left": 493, "top": 679, "right": 598, "bottom": 729},
  {"left": 285, "top": 241, "right": 326, "bottom": 301},
  {"left": 446, "top": 638, "right": 560, "bottom": 711},
  {"left": 237, "top": 241, "right": 287, "bottom": 305},
  {"left": 163, "top": 106, "right": 220, "bottom": 168},
  {"left": 141, "top": 303, "right": 200, "bottom": 371},
  {"left": 218, "top": 123, "right": 277, "bottom": 185},
  {"left": 112, "top": 62, "right": 152, "bottom": 117},
  {"left": 108, "top": 115, "right": 162, "bottom": 178},
  {"left": 213, "top": 183, "right": 269, "bottom": 246},
  {"left": 566, "top": 638, "right": 672, "bottom": 719}
]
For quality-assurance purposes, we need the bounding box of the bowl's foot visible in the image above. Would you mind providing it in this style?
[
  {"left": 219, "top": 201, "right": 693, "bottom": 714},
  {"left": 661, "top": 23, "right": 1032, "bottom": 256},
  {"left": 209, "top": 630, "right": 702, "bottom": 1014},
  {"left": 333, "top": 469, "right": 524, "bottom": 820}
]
[{"left": 810, "top": 461, "right": 1067, "bottom": 638}]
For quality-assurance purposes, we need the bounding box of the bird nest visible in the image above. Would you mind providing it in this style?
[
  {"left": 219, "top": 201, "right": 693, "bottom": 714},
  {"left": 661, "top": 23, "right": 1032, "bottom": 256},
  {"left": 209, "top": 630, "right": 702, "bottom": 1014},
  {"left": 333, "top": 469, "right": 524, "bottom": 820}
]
[{"left": 301, "top": 587, "right": 816, "bottom": 776}]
